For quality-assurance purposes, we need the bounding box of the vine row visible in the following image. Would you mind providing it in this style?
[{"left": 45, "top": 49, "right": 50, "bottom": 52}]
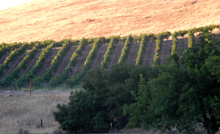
[
  {"left": 135, "top": 34, "right": 148, "bottom": 65},
  {"left": 16, "top": 43, "right": 56, "bottom": 87},
  {"left": 50, "top": 39, "right": 87, "bottom": 87},
  {"left": 171, "top": 32, "right": 178, "bottom": 56},
  {"left": 32, "top": 40, "right": 73, "bottom": 86},
  {"left": 67, "top": 38, "right": 102, "bottom": 87},
  {"left": 188, "top": 30, "right": 194, "bottom": 48},
  {"left": 0, "top": 44, "right": 33, "bottom": 77},
  {"left": 153, "top": 34, "right": 163, "bottom": 66},
  {"left": 118, "top": 35, "right": 133, "bottom": 64},
  {"left": 101, "top": 37, "right": 118, "bottom": 69},
  {"left": 0, "top": 45, "right": 39, "bottom": 87}
]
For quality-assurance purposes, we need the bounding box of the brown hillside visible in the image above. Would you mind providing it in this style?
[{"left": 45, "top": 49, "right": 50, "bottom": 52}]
[{"left": 0, "top": 0, "right": 220, "bottom": 43}]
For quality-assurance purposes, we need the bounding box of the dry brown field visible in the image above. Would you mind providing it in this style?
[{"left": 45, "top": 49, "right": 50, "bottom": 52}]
[{"left": 0, "top": 0, "right": 220, "bottom": 43}]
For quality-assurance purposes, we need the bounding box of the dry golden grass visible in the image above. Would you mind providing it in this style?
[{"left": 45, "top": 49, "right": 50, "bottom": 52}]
[
  {"left": 0, "top": 0, "right": 220, "bottom": 43},
  {"left": 0, "top": 89, "right": 70, "bottom": 134},
  {"left": 1, "top": 88, "right": 220, "bottom": 134}
]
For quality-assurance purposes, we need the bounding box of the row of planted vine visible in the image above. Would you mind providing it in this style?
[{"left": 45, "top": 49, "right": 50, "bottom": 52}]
[
  {"left": 66, "top": 38, "right": 103, "bottom": 87},
  {"left": 49, "top": 39, "right": 87, "bottom": 87},
  {"left": 0, "top": 24, "right": 219, "bottom": 88},
  {"left": 32, "top": 40, "right": 73, "bottom": 87}
]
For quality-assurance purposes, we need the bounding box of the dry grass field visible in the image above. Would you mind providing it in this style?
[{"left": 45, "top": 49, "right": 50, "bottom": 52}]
[
  {"left": 0, "top": 88, "right": 219, "bottom": 134},
  {"left": 0, "top": 0, "right": 220, "bottom": 43},
  {"left": 0, "top": 89, "right": 71, "bottom": 134}
]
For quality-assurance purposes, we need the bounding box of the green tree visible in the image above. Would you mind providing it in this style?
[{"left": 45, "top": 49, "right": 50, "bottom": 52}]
[
  {"left": 125, "top": 29, "right": 220, "bottom": 134},
  {"left": 54, "top": 64, "right": 157, "bottom": 133}
]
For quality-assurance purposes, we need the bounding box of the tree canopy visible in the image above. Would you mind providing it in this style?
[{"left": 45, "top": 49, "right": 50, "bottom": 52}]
[
  {"left": 125, "top": 28, "right": 220, "bottom": 134},
  {"left": 54, "top": 29, "right": 220, "bottom": 134}
]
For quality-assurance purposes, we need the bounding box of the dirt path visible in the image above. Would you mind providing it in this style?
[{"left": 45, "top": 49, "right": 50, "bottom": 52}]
[
  {"left": 37, "top": 48, "right": 60, "bottom": 76},
  {"left": 91, "top": 43, "right": 109, "bottom": 70},
  {"left": 3, "top": 53, "right": 27, "bottom": 76},
  {"left": 142, "top": 40, "right": 156, "bottom": 66},
  {"left": 107, "top": 43, "right": 124, "bottom": 69},
  {"left": 0, "top": 53, "right": 9, "bottom": 64},
  {"left": 126, "top": 42, "right": 140, "bottom": 65},
  {"left": 53, "top": 46, "right": 77, "bottom": 76},
  {"left": 20, "top": 50, "right": 42, "bottom": 76},
  {"left": 69, "top": 44, "right": 92, "bottom": 76},
  {"left": 176, "top": 37, "right": 188, "bottom": 57},
  {"left": 159, "top": 39, "right": 172, "bottom": 64}
]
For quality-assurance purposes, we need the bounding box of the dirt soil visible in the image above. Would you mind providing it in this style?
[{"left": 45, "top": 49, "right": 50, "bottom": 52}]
[
  {"left": 1, "top": 0, "right": 220, "bottom": 43},
  {"left": 69, "top": 44, "right": 92, "bottom": 76},
  {"left": 176, "top": 37, "right": 189, "bottom": 57},
  {"left": 91, "top": 43, "right": 109, "bottom": 70},
  {"left": 107, "top": 43, "right": 124, "bottom": 69},
  {"left": 53, "top": 46, "right": 77, "bottom": 76},
  {"left": 126, "top": 42, "right": 140, "bottom": 65},
  {"left": 0, "top": 53, "right": 9, "bottom": 64},
  {"left": 159, "top": 39, "right": 172, "bottom": 64},
  {"left": 37, "top": 48, "right": 60, "bottom": 76},
  {"left": 20, "top": 50, "right": 42, "bottom": 76},
  {"left": 142, "top": 40, "right": 156, "bottom": 66},
  {"left": 3, "top": 53, "right": 27, "bottom": 76}
]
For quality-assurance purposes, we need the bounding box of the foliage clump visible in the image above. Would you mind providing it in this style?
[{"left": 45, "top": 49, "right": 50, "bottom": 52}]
[
  {"left": 54, "top": 64, "right": 158, "bottom": 133},
  {"left": 54, "top": 29, "right": 220, "bottom": 134}
]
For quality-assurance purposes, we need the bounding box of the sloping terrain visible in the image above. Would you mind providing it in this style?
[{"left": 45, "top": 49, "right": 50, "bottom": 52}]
[
  {"left": 126, "top": 42, "right": 140, "bottom": 65},
  {"left": 0, "top": 30, "right": 219, "bottom": 88},
  {"left": 159, "top": 39, "right": 172, "bottom": 64},
  {"left": 37, "top": 48, "right": 59, "bottom": 76},
  {"left": 20, "top": 50, "right": 42, "bottom": 76},
  {"left": 176, "top": 37, "right": 188, "bottom": 57},
  {"left": 0, "top": 0, "right": 220, "bottom": 43},
  {"left": 0, "top": 54, "right": 9, "bottom": 64},
  {"left": 70, "top": 44, "right": 92, "bottom": 76},
  {"left": 4, "top": 53, "right": 27, "bottom": 76},
  {"left": 107, "top": 43, "right": 124, "bottom": 69},
  {"left": 53, "top": 46, "right": 78, "bottom": 76},
  {"left": 142, "top": 40, "right": 156, "bottom": 66},
  {"left": 91, "top": 43, "right": 109, "bottom": 70}
]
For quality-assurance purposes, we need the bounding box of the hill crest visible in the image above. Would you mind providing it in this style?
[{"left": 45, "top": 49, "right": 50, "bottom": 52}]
[{"left": 0, "top": 0, "right": 220, "bottom": 43}]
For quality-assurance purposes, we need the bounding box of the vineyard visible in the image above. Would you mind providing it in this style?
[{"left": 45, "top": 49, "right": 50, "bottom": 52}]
[{"left": 0, "top": 25, "right": 220, "bottom": 89}]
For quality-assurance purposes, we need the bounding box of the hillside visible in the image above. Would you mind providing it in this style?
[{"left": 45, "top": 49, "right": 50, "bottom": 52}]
[
  {"left": 0, "top": 0, "right": 220, "bottom": 43},
  {"left": 0, "top": 27, "right": 219, "bottom": 89}
]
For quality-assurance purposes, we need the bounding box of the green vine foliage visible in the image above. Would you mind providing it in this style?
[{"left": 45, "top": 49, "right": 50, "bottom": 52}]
[
  {"left": 16, "top": 43, "right": 55, "bottom": 87},
  {"left": 171, "top": 32, "right": 178, "bottom": 56},
  {"left": 0, "top": 45, "right": 39, "bottom": 87},
  {"left": 135, "top": 34, "right": 148, "bottom": 65},
  {"left": 118, "top": 35, "right": 133, "bottom": 64},
  {"left": 67, "top": 38, "right": 102, "bottom": 88},
  {"left": 0, "top": 46, "right": 11, "bottom": 58},
  {"left": 188, "top": 30, "right": 194, "bottom": 48},
  {"left": 101, "top": 37, "right": 117, "bottom": 69},
  {"left": 153, "top": 34, "right": 163, "bottom": 66},
  {"left": 50, "top": 39, "right": 87, "bottom": 87},
  {"left": 32, "top": 40, "right": 73, "bottom": 86},
  {"left": 0, "top": 43, "right": 33, "bottom": 77}
]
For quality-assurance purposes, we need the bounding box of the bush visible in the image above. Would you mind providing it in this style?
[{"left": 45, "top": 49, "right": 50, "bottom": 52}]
[{"left": 54, "top": 63, "right": 155, "bottom": 133}]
